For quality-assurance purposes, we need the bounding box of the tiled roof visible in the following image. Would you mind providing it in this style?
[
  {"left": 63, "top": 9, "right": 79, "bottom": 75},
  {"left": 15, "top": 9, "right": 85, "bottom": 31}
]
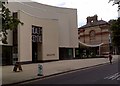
[{"left": 79, "top": 20, "right": 109, "bottom": 29}]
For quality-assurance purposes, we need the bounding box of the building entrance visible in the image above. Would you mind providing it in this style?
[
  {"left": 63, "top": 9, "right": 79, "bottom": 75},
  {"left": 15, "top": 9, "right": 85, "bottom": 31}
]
[
  {"left": 32, "top": 42, "right": 38, "bottom": 63},
  {"left": 32, "top": 25, "right": 42, "bottom": 63},
  {"left": 59, "top": 48, "right": 73, "bottom": 60},
  {"left": 2, "top": 46, "right": 13, "bottom": 65}
]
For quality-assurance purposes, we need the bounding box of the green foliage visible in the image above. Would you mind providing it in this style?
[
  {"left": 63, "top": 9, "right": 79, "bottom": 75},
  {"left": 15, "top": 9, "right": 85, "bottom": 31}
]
[
  {"left": 109, "top": 18, "right": 120, "bottom": 47},
  {"left": 1, "top": 2, "right": 23, "bottom": 44},
  {"left": 109, "top": 18, "right": 120, "bottom": 54},
  {"left": 2, "top": 2, "right": 23, "bottom": 32}
]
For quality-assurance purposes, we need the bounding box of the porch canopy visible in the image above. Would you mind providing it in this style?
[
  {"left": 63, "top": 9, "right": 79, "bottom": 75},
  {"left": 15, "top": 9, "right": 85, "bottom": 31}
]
[{"left": 79, "top": 41, "right": 104, "bottom": 47}]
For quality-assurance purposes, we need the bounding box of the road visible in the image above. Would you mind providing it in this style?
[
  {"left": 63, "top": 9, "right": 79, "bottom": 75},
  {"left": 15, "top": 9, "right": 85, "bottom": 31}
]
[{"left": 18, "top": 60, "right": 120, "bottom": 85}]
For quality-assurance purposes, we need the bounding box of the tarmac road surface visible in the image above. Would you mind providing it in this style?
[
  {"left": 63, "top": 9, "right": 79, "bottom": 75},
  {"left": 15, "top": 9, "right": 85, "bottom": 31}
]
[{"left": 18, "top": 60, "right": 120, "bottom": 85}]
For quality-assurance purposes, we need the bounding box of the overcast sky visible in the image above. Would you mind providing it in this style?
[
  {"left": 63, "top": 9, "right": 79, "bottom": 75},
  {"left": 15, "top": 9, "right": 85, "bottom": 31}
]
[{"left": 31, "top": 0, "right": 118, "bottom": 27}]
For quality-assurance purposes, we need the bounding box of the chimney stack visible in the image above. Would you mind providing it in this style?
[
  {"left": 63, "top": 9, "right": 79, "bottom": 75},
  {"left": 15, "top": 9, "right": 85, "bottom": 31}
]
[{"left": 86, "top": 15, "right": 98, "bottom": 24}]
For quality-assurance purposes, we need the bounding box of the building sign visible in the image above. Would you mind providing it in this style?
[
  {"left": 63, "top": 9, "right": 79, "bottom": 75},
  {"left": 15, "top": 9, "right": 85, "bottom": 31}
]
[
  {"left": 47, "top": 54, "right": 55, "bottom": 56},
  {"left": 32, "top": 25, "right": 42, "bottom": 43}
]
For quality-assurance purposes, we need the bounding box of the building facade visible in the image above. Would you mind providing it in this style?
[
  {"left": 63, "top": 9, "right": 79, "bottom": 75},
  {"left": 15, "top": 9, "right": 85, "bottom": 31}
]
[
  {"left": 78, "top": 15, "right": 110, "bottom": 57},
  {"left": 1, "top": 1, "right": 78, "bottom": 65}
]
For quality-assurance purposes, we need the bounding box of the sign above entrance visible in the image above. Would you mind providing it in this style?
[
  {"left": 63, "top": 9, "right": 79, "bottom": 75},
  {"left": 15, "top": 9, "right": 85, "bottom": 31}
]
[{"left": 32, "top": 25, "right": 42, "bottom": 43}]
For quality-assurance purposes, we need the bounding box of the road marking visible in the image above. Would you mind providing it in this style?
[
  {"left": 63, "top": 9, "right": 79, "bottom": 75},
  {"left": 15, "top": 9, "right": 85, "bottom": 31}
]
[
  {"left": 104, "top": 72, "right": 120, "bottom": 80},
  {"left": 117, "top": 77, "right": 120, "bottom": 80}
]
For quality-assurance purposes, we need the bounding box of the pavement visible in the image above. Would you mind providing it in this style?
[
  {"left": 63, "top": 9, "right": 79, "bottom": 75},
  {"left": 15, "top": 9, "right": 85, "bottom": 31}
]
[{"left": 1, "top": 55, "right": 119, "bottom": 85}]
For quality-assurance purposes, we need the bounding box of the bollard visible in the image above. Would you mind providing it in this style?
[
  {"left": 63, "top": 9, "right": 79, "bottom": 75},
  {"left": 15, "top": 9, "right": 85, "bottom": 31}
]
[{"left": 37, "top": 64, "right": 43, "bottom": 76}]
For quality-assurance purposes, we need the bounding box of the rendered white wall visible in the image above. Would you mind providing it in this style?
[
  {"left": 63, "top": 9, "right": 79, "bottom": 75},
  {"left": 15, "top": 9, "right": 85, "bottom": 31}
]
[
  {"left": 18, "top": 10, "right": 59, "bottom": 62},
  {"left": 7, "top": 1, "right": 78, "bottom": 48}
]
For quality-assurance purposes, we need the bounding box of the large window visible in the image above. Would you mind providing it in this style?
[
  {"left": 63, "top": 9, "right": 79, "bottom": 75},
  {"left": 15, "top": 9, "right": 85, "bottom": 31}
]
[
  {"left": 32, "top": 25, "right": 42, "bottom": 43},
  {"left": 89, "top": 30, "right": 95, "bottom": 40}
]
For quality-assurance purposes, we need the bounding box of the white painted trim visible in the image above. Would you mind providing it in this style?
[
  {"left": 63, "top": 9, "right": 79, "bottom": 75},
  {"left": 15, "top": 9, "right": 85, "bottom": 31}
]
[{"left": 79, "top": 41, "right": 104, "bottom": 47}]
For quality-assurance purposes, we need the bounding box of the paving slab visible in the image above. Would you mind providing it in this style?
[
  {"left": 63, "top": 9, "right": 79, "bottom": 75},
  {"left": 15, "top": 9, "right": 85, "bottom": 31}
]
[{"left": 1, "top": 55, "right": 119, "bottom": 85}]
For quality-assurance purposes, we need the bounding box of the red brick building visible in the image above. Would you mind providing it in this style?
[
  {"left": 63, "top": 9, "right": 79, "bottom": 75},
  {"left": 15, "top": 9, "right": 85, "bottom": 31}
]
[{"left": 78, "top": 15, "right": 111, "bottom": 57}]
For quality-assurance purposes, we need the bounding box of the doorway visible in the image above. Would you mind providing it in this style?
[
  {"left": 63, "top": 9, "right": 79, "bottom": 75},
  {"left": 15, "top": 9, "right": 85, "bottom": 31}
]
[
  {"left": 32, "top": 42, "right": 38, "bottom": 63},
  {"left": 2, "top": 46, "right": 13, "bottom": 65},
  {"left": 32, "top": 25, "right": 42, "bottom": 62}
]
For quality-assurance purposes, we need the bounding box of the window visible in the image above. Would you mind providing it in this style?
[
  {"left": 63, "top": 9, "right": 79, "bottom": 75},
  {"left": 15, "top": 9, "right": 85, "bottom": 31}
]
[
  {"left": 89, "top": 30, "right": 95, "bottom": 40},
  {"left": 32, "top": 25, "right": 42, "bottom": 43}
]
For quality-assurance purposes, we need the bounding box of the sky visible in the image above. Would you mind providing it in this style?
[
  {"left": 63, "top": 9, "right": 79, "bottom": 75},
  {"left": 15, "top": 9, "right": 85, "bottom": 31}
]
[{"left": 31, "top": 0, "right": 118, "bottom": 27}]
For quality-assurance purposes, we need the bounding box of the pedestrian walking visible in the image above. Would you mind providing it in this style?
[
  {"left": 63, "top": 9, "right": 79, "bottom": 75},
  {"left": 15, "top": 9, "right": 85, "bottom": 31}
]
[{"left": 108, "top": 53, "right": 113, "bottom": 64}]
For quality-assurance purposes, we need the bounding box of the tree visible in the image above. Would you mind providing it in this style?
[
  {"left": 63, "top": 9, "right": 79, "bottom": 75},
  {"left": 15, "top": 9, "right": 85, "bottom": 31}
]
[
  {"left": 109, "top": 18, "right": 120, "bottom": 54},
  {"left": 109, "top": 0, "right": 120, "bottom": 11},
  {"left": 1, "top": 2, "right": 23, "bottom": 44}
]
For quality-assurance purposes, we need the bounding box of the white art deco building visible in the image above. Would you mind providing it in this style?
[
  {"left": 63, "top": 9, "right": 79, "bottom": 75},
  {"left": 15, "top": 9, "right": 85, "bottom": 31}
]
[{"left": 1, "top": 0, "right": 78, "bottom": 65}]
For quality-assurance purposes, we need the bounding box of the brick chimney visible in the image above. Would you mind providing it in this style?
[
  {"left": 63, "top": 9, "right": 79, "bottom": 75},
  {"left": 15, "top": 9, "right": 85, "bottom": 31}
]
[
  {"left": 86, "top": 17, "right": 91, "bottom": 24},
  {"left": 93, "top": 15, "right": 98, "bottom": 22},
  {"left": 86, "top": 15, "right": 98, "bottom": 24}
]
